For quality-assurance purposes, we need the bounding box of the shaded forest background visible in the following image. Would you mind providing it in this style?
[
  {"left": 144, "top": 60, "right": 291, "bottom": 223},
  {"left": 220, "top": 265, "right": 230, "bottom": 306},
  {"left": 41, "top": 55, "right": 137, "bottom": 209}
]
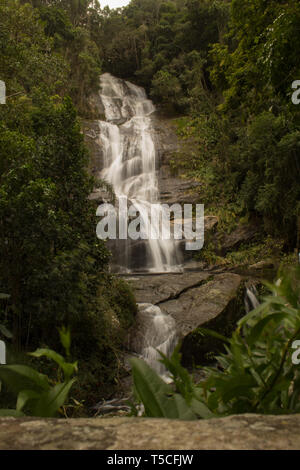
[{"left": 0, "top": 0, "right": 300, "bottom": 407}]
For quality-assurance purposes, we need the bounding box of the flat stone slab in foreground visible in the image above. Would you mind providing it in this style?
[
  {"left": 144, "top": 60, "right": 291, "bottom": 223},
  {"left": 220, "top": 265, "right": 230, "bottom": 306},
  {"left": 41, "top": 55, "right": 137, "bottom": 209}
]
[{"left": 0, "top": 415, "right": 299, "bottom": 450}]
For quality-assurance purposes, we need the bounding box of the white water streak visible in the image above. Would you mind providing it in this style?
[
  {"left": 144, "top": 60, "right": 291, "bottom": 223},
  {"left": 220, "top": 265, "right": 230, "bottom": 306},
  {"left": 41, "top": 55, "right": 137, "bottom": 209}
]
[{"left": 98, "top": 73, "right": 181, "bottom": 272}]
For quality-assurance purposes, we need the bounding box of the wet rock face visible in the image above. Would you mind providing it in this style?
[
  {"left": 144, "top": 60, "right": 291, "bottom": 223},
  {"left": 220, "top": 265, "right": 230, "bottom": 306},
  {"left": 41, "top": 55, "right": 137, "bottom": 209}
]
[
  {"left": 0, "top": 415, "right": 299, "bottom": 450},
  {"left": 160, "top": 273, "right": 243, "bottom": 337},
  {"left": 127, "top": 272, "right": 244, "bottom": 365},
  {"left": 160, "top": 273, "right": 244, "bottom": 365},
  {"left": 86, "top": 83, "right": 106, "bottom": 119},
  {"left": 153, "top": 114, "right": 200, "bottom": 206},
  {"left": 126, "top": 272, "right": 212, "bottom": 305},
  {"left": 82, "top": 120, "right": 105, "bottom": 178},
  {"left": 212, "top": 222, "right": 260, "bottom": 255},
  {"left": 179, "top": 274, "right": 244, "bottom": 365}
]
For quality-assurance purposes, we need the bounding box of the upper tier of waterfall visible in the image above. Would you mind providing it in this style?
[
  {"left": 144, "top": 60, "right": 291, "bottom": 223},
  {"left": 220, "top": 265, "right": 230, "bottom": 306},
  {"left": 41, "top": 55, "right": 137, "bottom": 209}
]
[{"left": 97, "top": 73, "right": 182, "bottom": 273}]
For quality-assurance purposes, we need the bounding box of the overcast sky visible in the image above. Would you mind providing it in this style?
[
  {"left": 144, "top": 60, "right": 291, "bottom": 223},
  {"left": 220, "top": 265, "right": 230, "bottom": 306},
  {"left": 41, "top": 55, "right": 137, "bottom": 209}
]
[{"left": 100, "top": 0, "right": 130, "bottom": 8}]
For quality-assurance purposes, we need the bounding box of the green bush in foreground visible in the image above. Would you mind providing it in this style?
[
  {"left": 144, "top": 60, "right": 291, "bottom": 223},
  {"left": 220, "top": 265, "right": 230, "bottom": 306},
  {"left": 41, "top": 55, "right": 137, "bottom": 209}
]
[
  {"left": 0, "top": 327, "right": 77, "bottom": 418},
  {"left": 131, "top": 266, "right": 300, "bottom": 419}
]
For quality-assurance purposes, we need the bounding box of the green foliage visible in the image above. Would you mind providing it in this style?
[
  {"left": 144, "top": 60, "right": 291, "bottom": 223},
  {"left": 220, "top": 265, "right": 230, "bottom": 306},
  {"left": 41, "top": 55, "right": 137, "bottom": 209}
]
[
  {"left": 235, "top": 112, "right": 300, "bottom": 238},
  {"left": 208, "top": 0, "right": 300, "bottom": 244},
  {"left": 116, "top": 0, "right": 298, "bottom": 248},
  {"left": 131, "top": 267, "right": 300, "bottom": 418},
  {"left": 0, "top": 0, "right": 137, "bottom": 406},
  {"left": 34, "top": 0, "right": 102, "bottom": 113},
  {"left": 0, "top": 327, "right": 77, "bottom": 417},
  {"left": 0, "top": 294, "right": 12, "bottom": 341},
  {"left": 98, "top": 0, "right": 229, "bottom": 112},
  {"left": 150, "top": 70, "right": 181, "bottom": 109},
  {"left": 2, "top": 0, "right": 299, "bottom": 412},
  {"left": 131, "top": 354, "right": 206, "bottom": 420},
  {"left": 0, "top": 0, "right": 69, "bottom": 98},
  {"left": 200, "top": 266, "right": 300, "bottom": 415},
  {"left": 199, "top": 236, "right": 284, "bottom": 268}
]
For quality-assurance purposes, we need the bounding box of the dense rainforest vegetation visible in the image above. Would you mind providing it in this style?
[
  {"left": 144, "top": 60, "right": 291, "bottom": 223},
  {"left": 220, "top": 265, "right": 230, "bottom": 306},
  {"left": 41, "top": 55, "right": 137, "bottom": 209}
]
[
  {"left": 0, "top": 0, "right": 300, "bottom": 416},
  {"left": 98, "top": 0, "right": 300, "bottom": 251},
  {"left": 0, "top": 0, "right": 137, "bottom": 408}
]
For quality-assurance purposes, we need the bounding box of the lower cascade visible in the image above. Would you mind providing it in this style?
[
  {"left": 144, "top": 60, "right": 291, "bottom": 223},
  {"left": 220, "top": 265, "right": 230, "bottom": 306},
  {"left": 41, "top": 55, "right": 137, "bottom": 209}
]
[
  {"left": 245, "top": 284, "right": 260, "bottom": 313},
  {"left": 97, "top": 73, "right": 182, "bottom": 273},
  {"left": 132, "top": 303, "right": 178, "bottom": 381}
]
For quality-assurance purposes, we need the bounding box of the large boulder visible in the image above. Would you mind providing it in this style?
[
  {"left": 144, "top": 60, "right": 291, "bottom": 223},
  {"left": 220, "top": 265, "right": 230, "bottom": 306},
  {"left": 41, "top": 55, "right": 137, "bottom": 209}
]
[
  {"left": 128, "top": 272, "right": 245, "bottom": 366},
  {"left": 160, "top": 273, "right": 243, "bottom": 336},
  {"left": 159, "top": 273, "right": 244, "bottom": 364},
  {"left": 0, "top": 415, "right": 299, "bottom": 449},
  {"left": 127, "top": 272, "right": 212, "bottom": 305}
]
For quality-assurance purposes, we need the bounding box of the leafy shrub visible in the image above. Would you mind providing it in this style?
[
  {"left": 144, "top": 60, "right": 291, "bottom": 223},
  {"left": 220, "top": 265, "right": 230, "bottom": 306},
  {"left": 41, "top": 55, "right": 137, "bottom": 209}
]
[
  {"left": 0, "top": 327, "right": 77, "bottom": 418},
  {"left": 131, "top": 266, "right": 300, "bottom": 418},
  {"left": 130, "top": 349, "right": 213, "bottom": 420}
]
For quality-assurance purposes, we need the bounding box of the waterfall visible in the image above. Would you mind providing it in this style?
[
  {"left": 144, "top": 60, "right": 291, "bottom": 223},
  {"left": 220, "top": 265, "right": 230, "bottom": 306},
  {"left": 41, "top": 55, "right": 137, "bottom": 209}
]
[
  {"left": 0, "top": 340, "right": 5, "bottom": 365},
  {"left": 97, "top": 73, "right": 182, "bottom": 273},
  {"left": 132, "top": 303, "right": 177, "bottom": 382},
  {"left": 245, "top": 284, "right": 260, "bottom": 313}
]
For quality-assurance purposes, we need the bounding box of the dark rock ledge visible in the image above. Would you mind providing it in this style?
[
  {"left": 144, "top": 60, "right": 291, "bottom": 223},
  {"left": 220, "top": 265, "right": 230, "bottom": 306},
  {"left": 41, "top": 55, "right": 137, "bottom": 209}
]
[
  {"left": 127, "top": 272, "right": 245, "bottom": 365},
  {"left": 0, "top": 415, "right": 299, "bottom": 450}
]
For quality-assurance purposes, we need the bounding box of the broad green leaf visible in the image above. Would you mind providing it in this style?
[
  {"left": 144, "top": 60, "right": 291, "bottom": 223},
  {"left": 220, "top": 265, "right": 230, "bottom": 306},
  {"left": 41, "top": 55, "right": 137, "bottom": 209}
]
[
  {"left": 16, "top": 389, "right": 40, "bottom": 412},
  {"left": 158, "top": 346, "right": 194, "bottom": 398},
  {"left": 33, "top": 379, "right": 76, "bottom": 417},
  {"left": 238, "top": 301, "right": 269, "bottom": 326},
  {"left": 29, "top": 348, "right": 65, "bottom": 365},
  {"left": 130, "top": 357, "right": 196, "bottom": 420},
  {"left": 0, "top": 365, "right": 50, "bottom": 395},
  {"left": 169, "top": 394, "right": 197, "bottom": 420},
  {"left": 29, "top": 348, "right": 77, "bottom": 380},
  {"left": 190, "top": 398, "right": 214, "bottom": 419},
  {"left": 58, "top": 326, "right": 71, "bottom": 357},
  {"left": 221, "top": 375, "right": 256, "bottom": 403},
  {"left": 246, "top": 313, "right": 287, "bottom": 346},
  {"left": 230, "top": 347, "right": 245, "bottom": 371},
  {"left": 130, "top": 357, "right": 173, "bottom": 417},
  {"left": 0, "top": 409, "right": 25, "bottom": 417}
]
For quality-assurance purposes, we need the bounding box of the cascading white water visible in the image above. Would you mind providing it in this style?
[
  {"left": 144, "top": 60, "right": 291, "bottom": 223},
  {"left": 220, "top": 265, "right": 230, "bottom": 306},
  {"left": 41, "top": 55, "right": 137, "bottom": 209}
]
[
  {"left": 0, "top": 340, "right": 5, "bottom": 365},
  {"left": 133, "top": 303, "right": 177, "bottom": 381},
  {"left": 245, "top": 284, "right": 260, "bottom": 313},
  {"left": 98, "top": 73, "right": 182, "bottom": 273}
]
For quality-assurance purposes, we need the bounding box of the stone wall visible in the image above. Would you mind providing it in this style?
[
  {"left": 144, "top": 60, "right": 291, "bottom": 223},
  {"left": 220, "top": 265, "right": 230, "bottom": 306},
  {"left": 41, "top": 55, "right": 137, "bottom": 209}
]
[{"left": 0, "top": 415, "right": 299, "bottom": 450}]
